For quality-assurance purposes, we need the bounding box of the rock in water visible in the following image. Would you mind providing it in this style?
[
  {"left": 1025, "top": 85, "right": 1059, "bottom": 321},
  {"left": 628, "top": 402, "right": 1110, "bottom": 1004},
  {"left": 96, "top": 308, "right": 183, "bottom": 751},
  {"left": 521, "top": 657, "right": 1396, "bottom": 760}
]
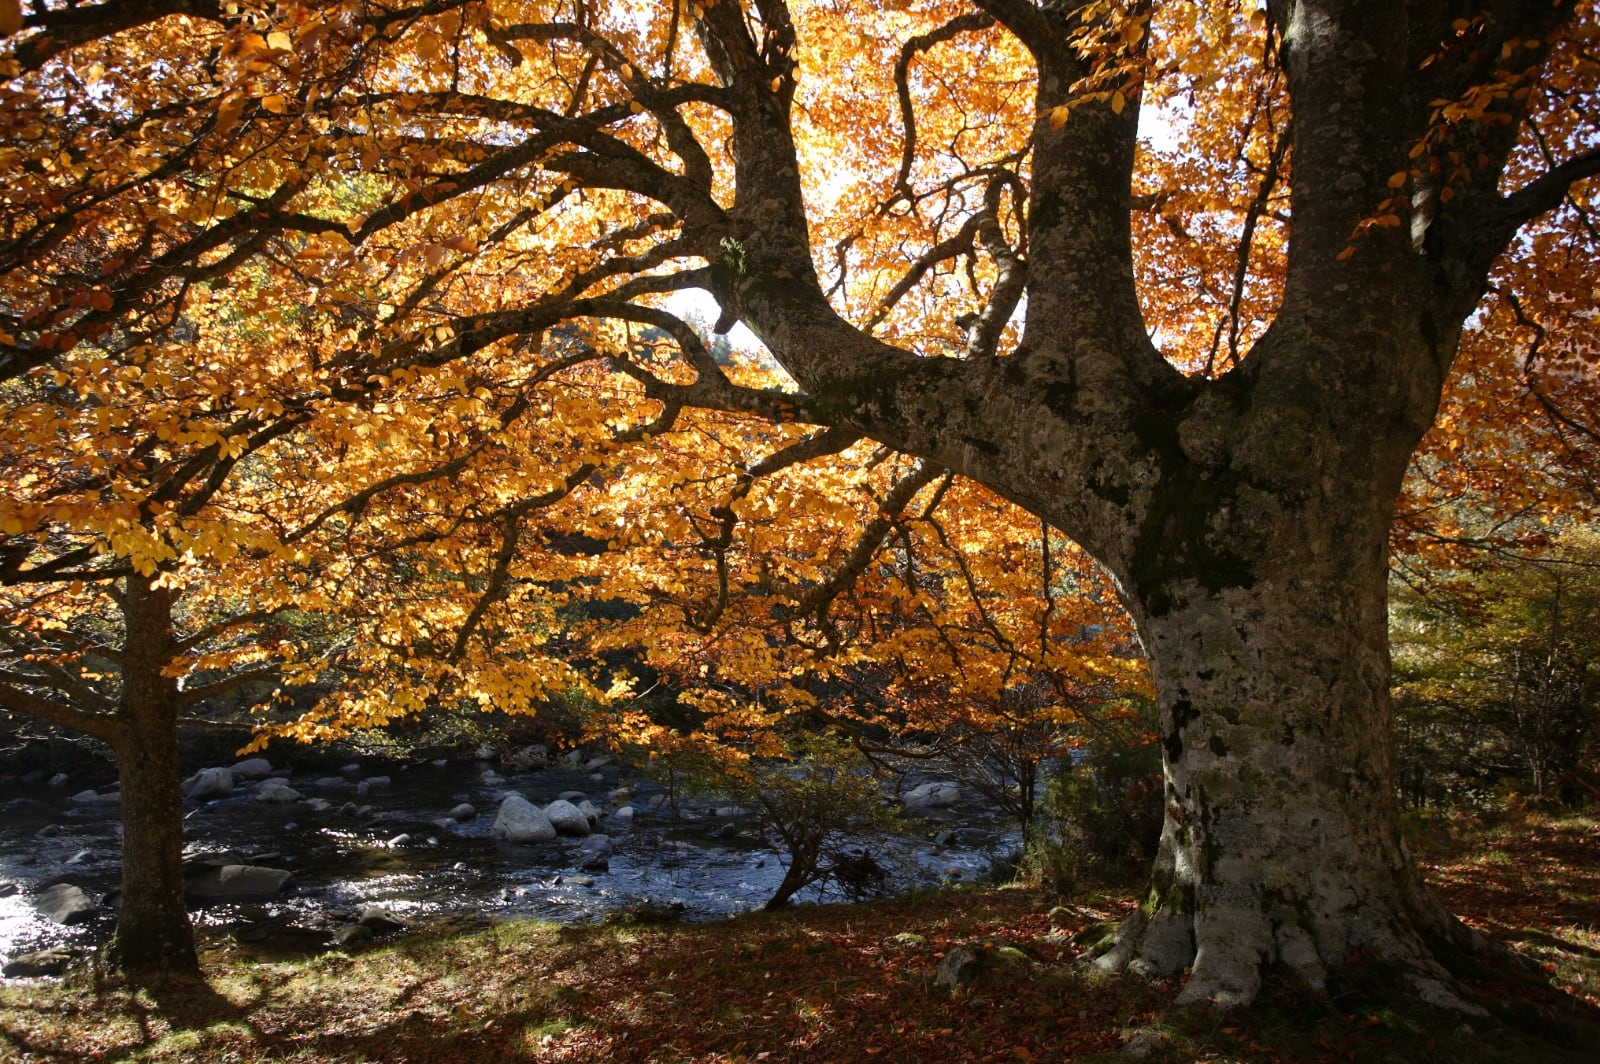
[
  {"left": 543, "top": 799, "right": 591, "bottom": 837},
  {"left": 334, "top": 924, "right": 373, "bottom": 949},
  {"left": 229, "top": 757, "right": 274, "bottom": 780},
  {"left": 902, "top": 781, "right": 961, "bottom": 810},
  {"left": 184, "top": 864, "right": 292, "bottom": 901},
  {"left": 490, "top": 794, "right": 557, "bottom": 842},
  {"left": 254, "top": 779, "right": 302, "bottom": 803},
  {"left": 34, "top": 884, "right": 98, "bottom": 925},
  {"left": 358, "top": 904, "right": 406, "bottom": 932},
  {"left": 184, "top": 766, "right": 236, "bottom": 799}
]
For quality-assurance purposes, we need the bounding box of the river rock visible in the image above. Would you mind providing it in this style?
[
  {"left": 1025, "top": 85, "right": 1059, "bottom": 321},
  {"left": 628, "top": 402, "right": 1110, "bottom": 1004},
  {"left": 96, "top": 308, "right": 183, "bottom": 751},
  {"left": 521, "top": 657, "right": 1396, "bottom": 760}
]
[
  {"left": 506, "top": 745, "right": 548, "bottom": 772},
  {"left": 334, "top": 923, "right": 373, "bottom": 948},
  {"left": 358, "top": 904, "right": 406, "bottom": 932},
  {"left": 355, "top": 776, "right": 390, "bottom": 795},
  {"left": 448, "top": 803, "right": 476, "bottom": 821},
  {"left": 579, "top": 834, "right": 613, "bottom": 856},
  {"left": 47, "top": 773, "right": 69, "bottom": 787},
  {"left": 68, "top": 789, "right": 117, "bottom": 805},
  {"left": 229, "top": 758, "right": 273, "bottom": 780},
  {"left": 585, "top": 756, "right": 610, "bottom": 771},
  {"left": 480, "top": 770, "right": 505, "bottom": 786},
  {"left": 185, "top": 864, "right": 292, "bottom": 901},
  {"left": 491, "top": 794, "right": 557, "bottom": 842},
  {"left": 578, "top": 799, "right": 602, "bottom": 824},
  {"left": 255, "top": 780, "right": 302, "bottom": 803},
  {"left": 610, "top": 805, "right": 635, "bottom": 825},
  {"left": 2, "top": 949, "right": 76, "bottom": 977},
  {"left": 185, "top": 766, "right": 236, "bottom": 799},
  {"left": 301, "top": 797, "right": 333, "bottom": 813},
  {"left": 557, "top": 790, "right": 587, "bottom": 802},
  {"left": 576, "top": 834, "right": 612, "bottom": 872},
  {"left": 0, "top": 882, "right": 18, "bottom": 898},
  {"left": 34, "top": 883, "right": 97, "bottom": 925},
  {"left": 544, "top": 799, "right": 591, "bottom": 837},
  {"left": 903, "top": 781, "right": 961, "bottom": 810}
]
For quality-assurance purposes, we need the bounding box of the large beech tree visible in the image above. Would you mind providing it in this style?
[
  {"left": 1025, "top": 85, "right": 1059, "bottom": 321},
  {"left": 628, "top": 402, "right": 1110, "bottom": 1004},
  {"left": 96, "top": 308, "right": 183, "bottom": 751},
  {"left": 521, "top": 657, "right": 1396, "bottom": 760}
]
[{"left": 5, "top": 0, "right": 1600, "bottom": 1007}]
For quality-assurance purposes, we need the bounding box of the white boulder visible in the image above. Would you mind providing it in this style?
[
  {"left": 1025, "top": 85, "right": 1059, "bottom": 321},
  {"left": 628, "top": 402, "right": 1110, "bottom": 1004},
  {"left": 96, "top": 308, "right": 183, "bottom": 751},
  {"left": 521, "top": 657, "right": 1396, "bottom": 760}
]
[
  {"left": 229, "top": 758, "right": 273, "bottom": 780},
  {"left": 491, "top": 794, "right": 557, "bottom": 842},
  {"left": 34, "top": 884, "right": 97, "bottom": 925},
  {"left": 543, "top": 799, "right": 592, "bottom": 837},
  {"left": 255, "top": 779, "right": 302, "bottom": 803},
  {"left": 185, "top": 864, "right": 292, "bottom": 900},
  {"left": 184, "top": 767, "right": 235, "bottom": 800},
  {"left": 903, "top": 781, "right": 961, "bottom": 810}
]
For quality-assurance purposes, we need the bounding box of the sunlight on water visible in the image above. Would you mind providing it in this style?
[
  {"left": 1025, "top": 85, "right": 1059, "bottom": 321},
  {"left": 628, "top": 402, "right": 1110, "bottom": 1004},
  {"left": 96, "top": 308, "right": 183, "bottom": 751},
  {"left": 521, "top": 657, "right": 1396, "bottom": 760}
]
[{"left": 2, "top": 758, "right": 1020, "bottom": 970}]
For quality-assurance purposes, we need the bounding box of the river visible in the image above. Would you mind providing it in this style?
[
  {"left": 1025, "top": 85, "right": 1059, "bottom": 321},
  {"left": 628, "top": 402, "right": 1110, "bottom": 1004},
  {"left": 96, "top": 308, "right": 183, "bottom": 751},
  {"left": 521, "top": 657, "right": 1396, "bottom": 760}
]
[{"left": 0, "top": 752, "right": 1021, "bottom": 968}]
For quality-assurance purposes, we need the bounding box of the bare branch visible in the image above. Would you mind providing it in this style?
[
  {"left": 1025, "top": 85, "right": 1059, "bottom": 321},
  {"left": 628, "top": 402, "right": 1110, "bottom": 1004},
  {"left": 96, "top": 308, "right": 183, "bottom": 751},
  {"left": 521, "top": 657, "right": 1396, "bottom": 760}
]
[
  {"left": 1496, "top": 146, "right": 1600, "bottom": 233},
  {"left": 0, "top": 680, "right": 126, "bottom": 744},
  {"left": 891, "top": 12, "right": 997, "bottom": 204}
]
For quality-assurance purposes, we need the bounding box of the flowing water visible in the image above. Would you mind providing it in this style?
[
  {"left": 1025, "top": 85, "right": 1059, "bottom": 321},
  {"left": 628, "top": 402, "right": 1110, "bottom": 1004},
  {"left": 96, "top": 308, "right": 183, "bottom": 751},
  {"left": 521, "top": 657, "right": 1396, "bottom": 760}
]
[{"left": 0, "top": 755, "right": 1019, "bottom": 968}]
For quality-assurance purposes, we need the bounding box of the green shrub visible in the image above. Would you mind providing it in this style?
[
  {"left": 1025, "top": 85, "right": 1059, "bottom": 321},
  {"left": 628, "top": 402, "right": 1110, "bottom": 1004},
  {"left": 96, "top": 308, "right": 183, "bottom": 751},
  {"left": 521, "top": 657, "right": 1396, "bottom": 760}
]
[{"left": 1025, "top": 731, "right": 1163, "bottom": 895}]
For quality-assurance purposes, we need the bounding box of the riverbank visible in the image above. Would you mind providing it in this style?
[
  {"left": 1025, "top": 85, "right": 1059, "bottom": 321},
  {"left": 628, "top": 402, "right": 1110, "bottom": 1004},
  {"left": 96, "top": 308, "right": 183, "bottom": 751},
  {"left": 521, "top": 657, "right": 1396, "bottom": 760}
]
[{"left": 2, "top": 811, "right": 1598, "bottom": 1062}]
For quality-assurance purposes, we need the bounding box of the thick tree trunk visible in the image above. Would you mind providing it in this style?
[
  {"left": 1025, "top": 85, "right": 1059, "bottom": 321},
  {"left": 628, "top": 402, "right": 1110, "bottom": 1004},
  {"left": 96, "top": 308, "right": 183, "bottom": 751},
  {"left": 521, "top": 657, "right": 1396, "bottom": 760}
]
[
  {"left": 1090, "top": 501, "right": 1486, "bottom": 1008},
  {"left": 106, "top": 576, "right": 199, "bottom": 978}
]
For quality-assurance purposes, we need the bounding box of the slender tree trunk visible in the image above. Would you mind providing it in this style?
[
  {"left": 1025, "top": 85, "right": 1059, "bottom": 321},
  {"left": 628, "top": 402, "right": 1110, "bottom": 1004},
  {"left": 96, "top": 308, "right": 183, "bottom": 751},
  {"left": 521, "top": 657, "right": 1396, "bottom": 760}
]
[
  {"left": 1090, "top": 490, "right": 1487, "bottom": 1008},
  {"left": 106, "top": 576, "right": 199, "bottom": 978},
  {"left": 764, "top": 866, "right": 809, "bottom": 910}
]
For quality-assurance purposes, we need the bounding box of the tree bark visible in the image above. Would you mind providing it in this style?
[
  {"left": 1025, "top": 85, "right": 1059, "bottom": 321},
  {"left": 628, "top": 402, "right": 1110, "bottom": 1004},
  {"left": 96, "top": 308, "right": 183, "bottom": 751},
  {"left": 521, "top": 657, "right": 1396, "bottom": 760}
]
[
  {"left": 106, "top": 576, "right": 199, "bottom": 978},
  {"left": 1088, "top": 464, "right": 1489, "bottom": 1008}
]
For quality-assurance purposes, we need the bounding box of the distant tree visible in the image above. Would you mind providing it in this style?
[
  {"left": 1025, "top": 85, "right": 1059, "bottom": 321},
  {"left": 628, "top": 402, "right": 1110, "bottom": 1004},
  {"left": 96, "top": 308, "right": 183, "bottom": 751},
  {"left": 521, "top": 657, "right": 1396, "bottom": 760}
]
[
  {"left": 655, "top": 728, "right": 897, "bottom": 910},
  {"left": 1393, "top": 531, "right": 1600, "bottom": 806}
]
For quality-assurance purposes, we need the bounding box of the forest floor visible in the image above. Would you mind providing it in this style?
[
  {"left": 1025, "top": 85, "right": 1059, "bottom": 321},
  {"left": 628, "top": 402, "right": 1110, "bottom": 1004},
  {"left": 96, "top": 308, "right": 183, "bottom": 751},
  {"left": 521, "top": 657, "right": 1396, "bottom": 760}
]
[{"left": 1, "top": 809, "right": 1597, "bottom": 1063}]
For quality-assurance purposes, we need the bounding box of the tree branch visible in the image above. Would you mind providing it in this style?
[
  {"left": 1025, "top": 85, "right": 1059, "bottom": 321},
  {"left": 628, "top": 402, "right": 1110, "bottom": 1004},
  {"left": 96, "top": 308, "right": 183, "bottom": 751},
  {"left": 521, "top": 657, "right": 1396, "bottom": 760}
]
[
  {"left": 0, "top": 680, "right": 126, "bottom": 744},
  {"left": 1496, "top": 146, "right": 1600, "bottom": 233}
]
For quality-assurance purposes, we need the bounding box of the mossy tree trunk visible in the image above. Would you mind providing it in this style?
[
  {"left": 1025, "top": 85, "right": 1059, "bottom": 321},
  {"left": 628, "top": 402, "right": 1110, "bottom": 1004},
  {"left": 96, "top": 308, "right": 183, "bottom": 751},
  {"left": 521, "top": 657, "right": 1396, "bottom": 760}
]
[{"left": 1088, "top": 483, "right": 1485, "bottom": 1007}]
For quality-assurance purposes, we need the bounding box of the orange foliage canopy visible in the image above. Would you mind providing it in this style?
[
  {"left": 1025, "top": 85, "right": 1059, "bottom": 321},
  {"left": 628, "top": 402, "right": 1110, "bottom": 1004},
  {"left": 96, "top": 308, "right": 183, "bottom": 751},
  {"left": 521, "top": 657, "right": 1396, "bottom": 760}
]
[{"left": 0, "top": 1, "right": 1593, "bottom": 751}]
